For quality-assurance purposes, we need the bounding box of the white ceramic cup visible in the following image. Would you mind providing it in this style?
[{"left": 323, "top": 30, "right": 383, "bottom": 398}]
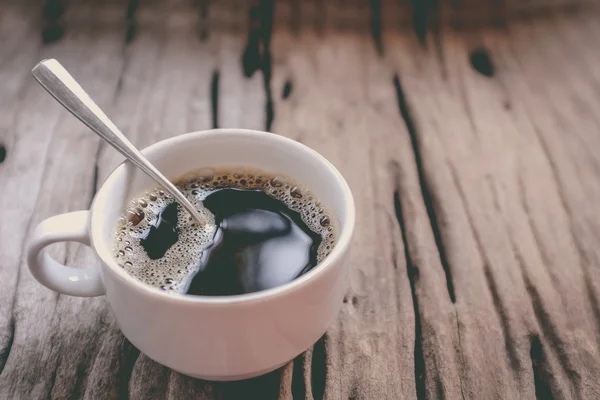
[{"left": 26, "top": 129, "right": 355, "bottom": 381}]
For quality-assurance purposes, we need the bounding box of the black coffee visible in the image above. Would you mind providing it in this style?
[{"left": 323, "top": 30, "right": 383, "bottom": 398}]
[{"left": 113, "top": 167, "right": 336, "bottom": 296}]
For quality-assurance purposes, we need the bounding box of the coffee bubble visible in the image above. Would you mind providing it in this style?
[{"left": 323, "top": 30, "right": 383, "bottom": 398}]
[{"left": 113, "top": 167, "right": 337, "bottom": 295}]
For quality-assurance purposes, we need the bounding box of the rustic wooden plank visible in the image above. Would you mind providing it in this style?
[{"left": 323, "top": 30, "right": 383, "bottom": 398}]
[
  {"left": 379, "top": 8, "right": 600, "bottom": 399},
  {"left": 453, "top": 14, "right": 600, "bottom": 399},
  {"left": 3, "top": 1, "right": 600, "bottom": 399},
  {"left": 268, "top": 30, "right": 423, "bottom": 399},
  {"left": 0, "top": 1, "right": 126, "bottom": 398},
  {"left": 497, "top": 12, "right": 600, "bottom": 398},
  {"left": 0, "top": 0, "right": 44, "bottom": 376},
  {"left": 385, "top": 28, "right": 540, "bottom": 399}
]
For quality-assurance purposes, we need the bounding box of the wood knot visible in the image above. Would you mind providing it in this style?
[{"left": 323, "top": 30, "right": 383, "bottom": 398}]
[
  {"left": 282, "top": 80, "right": 293, "bottom": 100},
  {"left": 470, "top": 48, "right": 495, "bottom": 77}
]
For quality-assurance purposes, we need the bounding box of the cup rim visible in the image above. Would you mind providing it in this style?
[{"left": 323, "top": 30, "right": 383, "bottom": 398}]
[{"left": 90, "top": 128, "right": 355, "bottom": 305}]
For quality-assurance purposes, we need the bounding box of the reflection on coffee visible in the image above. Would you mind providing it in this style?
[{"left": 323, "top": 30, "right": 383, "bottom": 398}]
[{"left": 113, "top": 167, "right": 336, "bottom": 296}]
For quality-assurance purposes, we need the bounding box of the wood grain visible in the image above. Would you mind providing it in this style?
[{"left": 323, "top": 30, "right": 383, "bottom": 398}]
[{"left": 1, "top": 0, "right": 600, "bottom": 399}]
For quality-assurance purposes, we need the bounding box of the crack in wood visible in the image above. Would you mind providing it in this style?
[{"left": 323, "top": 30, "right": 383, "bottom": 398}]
[
  {"left": 242, "top": 6, "right": 261, "bottom": 78},
  {"left": 529, "top": 123, "right": 600, "bottom": 344},
  {"left": 431, "top": 0, "right": 447, "bottom": 79},
  {"left": 115, "top": 49, "right": 133, "bottom": 99},
  {"left": 390, "top": 162, "right": 426, "bottom": 400},
  {"left": 530, "top": 335, "right": 556, "bottom": 400},
  {"left": 215, "top": 366, "right": 281, "bottom": 399},
  {"left": 291, "top": 353, "right": 306, "bottom": 400},
  {"left": 119, "top": 340, "right": 141, "bottom": 400},
  {"left": 392, "top": 73, "right": 456, "bottom": 303},
  {"left": 568, "top": 232, "right": 600, "bottom": 342},
  {"left": 381, "top": 200, "right": 414, "bottom": 400},
  {"left": 310, "top": 334, "right": 327, "bottom": 400},
  {"left": 129, "top": 358, "right": 172, "bottom": 398},
  {"left": 42, "top": 0, "right": 65, "bottom": 44},
  {"left": 523, "top": 285, "right": 573, "bottom": 383},
  {"left": 512, "top": 242, "right": 580, "bottom": 397},
  {"left": 125, "top": 0, "right": 139, "bottom": 44},
  {"left": 262, "top": 5, "right": 274, "bottom": 132},
  {"left": 282, "top": 79, "right": 293, "bottom": 100},
  {"left": 211, "top": 69, "right": 220, "bottom": 129},
  {"left": 386, "top": 211, "right": 399, "bottom": 270},
  {"left": 516, "top": 173, "right": 564, "bottom": 298},
  {"left": 392, "top": 75, "right": 469, "bottom": 399},
  {"left": 242, "top": 0, "right": 275, "bottom": 131},
  {"left": 482, "top": 261, "right": 522, "bottom": 366},
  {"left": 61, "top": 358, "right": 90, "bottom": 400},
  {"left": 89, "top": 144, "right": 101, "bottom": 208},
  {"left": 46, "top": 354, "right": 60, "bottom": 399},
  {"left": 369, "top": 0, "right": 383, "bottom": 56},
  {"left": 486, "top": 175, "right": 502, "bottom": 212},
  {"left": 435, "top": 376, "right": 446, "bottom": 400},
  {"left": 448, "top": 166, "right": 521, "bottom": 371},
  {"left": 411, "top": 0, "right": 433, "bottom": 47},
  {"left": 198, "top": 0, "right": 210, "bottom": 41},
  {"left": 0, "top": 318, "right": 14, "bottom": 375},
  {"left": 115, "top": 64, "right": 125, "bottom": 96},
  {"left": 455, "top": 317, "right": 467, "bottom": 400}
]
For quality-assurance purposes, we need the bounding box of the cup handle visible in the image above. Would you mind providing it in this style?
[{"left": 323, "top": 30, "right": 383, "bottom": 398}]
[{"left": 26, "top": 210, "right": 105, "bottom": 297}]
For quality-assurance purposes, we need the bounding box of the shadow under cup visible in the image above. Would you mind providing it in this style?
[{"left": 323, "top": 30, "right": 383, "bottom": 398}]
[{"left": 90, "top": 129, "right": 355, "bottom": 380}]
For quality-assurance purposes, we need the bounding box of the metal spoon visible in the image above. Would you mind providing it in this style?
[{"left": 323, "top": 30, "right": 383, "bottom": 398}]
[{"left": 32, "top": 58, "right": 206, "bottom": 225}]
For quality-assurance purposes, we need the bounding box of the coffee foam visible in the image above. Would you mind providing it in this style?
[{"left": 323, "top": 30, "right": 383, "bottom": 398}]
[{"left": 113, "top": 167, "right": 337, "bottom": 294}]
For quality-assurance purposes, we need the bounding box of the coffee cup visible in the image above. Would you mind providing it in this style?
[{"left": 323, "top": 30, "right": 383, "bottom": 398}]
[{"left": 26, "top": 129, "right": 355, "bottom": 381}]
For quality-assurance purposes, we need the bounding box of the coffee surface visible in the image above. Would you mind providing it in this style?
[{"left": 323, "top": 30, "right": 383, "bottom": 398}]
[{"left": 113, "top": 167, "right": 336, "bottom": 296}]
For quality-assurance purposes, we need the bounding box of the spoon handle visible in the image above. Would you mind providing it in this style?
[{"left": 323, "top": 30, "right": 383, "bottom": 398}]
[{"left": 32, "top": 59, "right": 206, "bottom": 225}]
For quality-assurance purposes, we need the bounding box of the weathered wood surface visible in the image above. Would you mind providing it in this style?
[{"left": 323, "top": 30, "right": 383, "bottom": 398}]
[{"left": 2, "top": 0, "right": 600, "bottom": 398}]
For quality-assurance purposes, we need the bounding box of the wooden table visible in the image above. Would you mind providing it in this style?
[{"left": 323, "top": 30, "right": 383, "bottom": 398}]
[{"left": 2, "top": 0, "right": 600, "bottom": 398}]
